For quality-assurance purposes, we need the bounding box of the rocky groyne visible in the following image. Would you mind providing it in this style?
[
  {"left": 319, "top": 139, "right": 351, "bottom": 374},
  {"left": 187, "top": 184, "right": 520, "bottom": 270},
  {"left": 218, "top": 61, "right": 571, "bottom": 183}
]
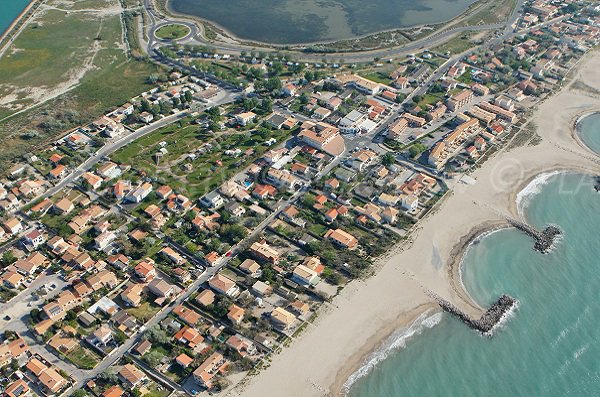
[
  {"left": 507, "top": 218, "right": 561, "bottom": 254},
  {"left": 431, "top": 293, "right": 517, "bottom": 334}
]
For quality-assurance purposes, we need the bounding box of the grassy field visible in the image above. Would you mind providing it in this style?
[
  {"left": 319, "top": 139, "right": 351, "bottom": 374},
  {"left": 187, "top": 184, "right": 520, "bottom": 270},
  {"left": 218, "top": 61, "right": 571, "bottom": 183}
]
[
  {"left": 358, "top": 72, "right": 393, "bottom": 86},
  {"left": 155, "top": 24, "right": 190, "bottom": 39},
  {"left": 66, "top": 346, "right": 101, "bottom": 369},
  {"left": 111, "top": 120, "right": 295, "bottom": 199},
  {"left": 126, "top": 301, "right": 160, "bottom": 322},
  {"left": 0, "top": 0, "right": 163, "bottom": 172},
  {"left": 460, "top": 0, "right": 518, "bottom": 25},
  {"left": 432, "top": 31, "right": 486, "bottom": 55}
]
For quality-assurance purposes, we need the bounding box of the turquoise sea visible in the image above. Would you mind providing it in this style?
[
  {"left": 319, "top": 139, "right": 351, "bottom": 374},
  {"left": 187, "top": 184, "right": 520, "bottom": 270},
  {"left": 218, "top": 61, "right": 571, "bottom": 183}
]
[
  {"left": 577, "top": 113, "right": 600, "bottom": 155},
  {"left": 348, "top": 137, "right": 600, "bottom": 394},
  {"left": 0, "top": 0, "right": 31, "bottom": 35}
]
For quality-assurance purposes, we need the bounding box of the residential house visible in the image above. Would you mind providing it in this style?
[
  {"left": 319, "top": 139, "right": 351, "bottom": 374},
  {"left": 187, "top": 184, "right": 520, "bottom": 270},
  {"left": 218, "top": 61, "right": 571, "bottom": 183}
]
[
  {"left": 126, "top": 183, "right": 153, "bottom": 203},
  {"left": 118, "top": 364, "right": 146, "bottom": 388},
  {"left": 208, "top": 274, "right": 240, "bottom": 297},
  {"left": 3, "top": 218, "right": 23, "bottom": 235},
  {"left": 173, "top": 305, "right": 201, "bottom": 326},
  {"left": 196, "top": 289, "right": 215, "bottom": 307},
  {"left": 22, "top": 229, "right": 45, "bottom": 250},
  {"left": 252, "top": 184, "right": 277, "bottom": 200},
  {"left": 192, "top": 352, "right": 227, "bottom": 389},
  {"left": 325, "top": 228, "right": 358, "bottom": 250},
  {"left": 91, "top": 325, "right": 113, "bottom": 346},
  {"left": 239, "top": 259, "right": 261, "bottom": 277},
  {"left": 121, "top": 283, "right": 144, "bottom": 307},
  {"left": 270, "top": 307, "right": 296, "bottom": 330},
  {"left": 82, "top": 172, "right": 103, "bottom": 190},
  {"left": 54, "top": 198, "right": 74, "bottom": 215},
  {"left": 48, "top": 165, "right": 67, "bottom": 180},
  {"left": 199, "top": 191, "right": 224, "bottom": 209},
  {"left": 227, "top": 304, "right": 245, "bottom": 325},
  {"left": 226, "top": 335, "right": 257, "bottom": 357},
  {"left": 249, "top": 240, "right": 280, "bottom": 264},
  {"left": 148, "top": 278, "right": 175, "bottom": 299},
  {"left": 291, "top": 264, "right": 318, "bottom": 286},
  {"left": 235, "top": 112, "right": 256, "bottom": 126},
  {"left": 174, "top": 326, "right": 204, "bottom": 349},
  {"left": 161, "top": 246, "right": 185, "bottom": 265}
]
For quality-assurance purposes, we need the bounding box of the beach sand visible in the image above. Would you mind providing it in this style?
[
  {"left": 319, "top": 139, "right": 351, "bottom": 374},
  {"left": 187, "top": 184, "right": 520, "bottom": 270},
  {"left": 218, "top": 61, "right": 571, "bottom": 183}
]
[{"left": 225, "top": 49, "right": 600, "bottom": 397}]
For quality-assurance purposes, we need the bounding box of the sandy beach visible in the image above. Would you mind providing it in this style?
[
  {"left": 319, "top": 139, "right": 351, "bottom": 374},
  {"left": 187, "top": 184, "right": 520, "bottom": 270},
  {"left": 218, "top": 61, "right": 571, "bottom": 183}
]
[{"left": 225, "top": 49, "right": 600, "bottom": 397}]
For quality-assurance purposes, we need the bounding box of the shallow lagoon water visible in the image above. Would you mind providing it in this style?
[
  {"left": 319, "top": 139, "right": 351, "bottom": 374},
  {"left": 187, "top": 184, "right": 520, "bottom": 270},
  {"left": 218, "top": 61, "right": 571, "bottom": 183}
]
[{"left": 168, "top": 0, "right": 477, "bottom": 44}]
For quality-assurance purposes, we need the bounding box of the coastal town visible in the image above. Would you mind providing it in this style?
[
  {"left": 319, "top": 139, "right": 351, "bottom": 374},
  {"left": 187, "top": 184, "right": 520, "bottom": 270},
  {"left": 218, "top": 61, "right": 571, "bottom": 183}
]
[{"left": 0, "top": 0, "right": 599, "bottom": 397}]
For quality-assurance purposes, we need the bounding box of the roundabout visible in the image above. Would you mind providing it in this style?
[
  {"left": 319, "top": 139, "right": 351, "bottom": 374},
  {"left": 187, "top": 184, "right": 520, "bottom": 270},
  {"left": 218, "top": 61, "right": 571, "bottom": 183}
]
[{"left": 154, "top": 23, "right": 191, "bottom": 40}]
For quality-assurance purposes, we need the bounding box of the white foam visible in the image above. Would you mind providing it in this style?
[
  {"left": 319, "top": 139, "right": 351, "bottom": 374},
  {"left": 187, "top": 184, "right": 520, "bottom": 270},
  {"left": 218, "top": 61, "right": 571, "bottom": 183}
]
[
  {"left": 573, "top": 343, "right": 589, "bottom": 360},
  {"left": 482, "top": 299, "right": 520, "bottom": 337},
  {"left": 515, "top": 171, "right": 561, "bottom": 216},
  {"left": 341, "top": 310, "right": 443, "bottom": 394}
]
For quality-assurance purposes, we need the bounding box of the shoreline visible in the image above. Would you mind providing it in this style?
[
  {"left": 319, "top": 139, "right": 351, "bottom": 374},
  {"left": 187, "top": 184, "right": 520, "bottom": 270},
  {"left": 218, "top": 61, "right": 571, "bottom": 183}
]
[
  {"left": 572, "top": 110, "right": 600, "bottom": 156},
  {"left": 0, "top": 0, "right": 36, "bottom": 44},
  {"left": 225, "top": 31, "right": 600, "bottom": 397},
  {"left": 333, "top": 303, "right": 439, "bottom": 396},
  {"left": 163, "top": 0, "right": 483, "bottom": 49}
]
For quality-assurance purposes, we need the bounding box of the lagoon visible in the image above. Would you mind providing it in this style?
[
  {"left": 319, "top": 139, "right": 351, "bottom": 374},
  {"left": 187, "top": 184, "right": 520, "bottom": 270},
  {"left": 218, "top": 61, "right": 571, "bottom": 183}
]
[{"left": 168, "top": 0, "right": 478, "bottom": 44}]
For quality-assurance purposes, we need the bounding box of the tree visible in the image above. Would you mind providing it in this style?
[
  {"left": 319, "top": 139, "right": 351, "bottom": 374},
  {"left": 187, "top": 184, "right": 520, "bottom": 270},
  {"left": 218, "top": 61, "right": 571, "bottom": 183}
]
[
  {"left": 299, "top": 92, "right": 309, "bottom": 104},
  {"left": 381, "top": 153, "right": 395, "bottom": 166},
  {"left": 1, "top": 251, "right": 16, "bottom": 266},
  {"left": 98, "top": 369, "right": 118, "bottom": 384},
  {"left": 220, "top": 224, "right": 248, "bottom": 244},
  {"left": 264, "top": 77, "right": 282, "bottom": 91},
  {"left": 141, "top": 99, "right": 152, "bottom": 113},
  {"left": 131, "top": 389, "right": 142, "bottom": 397},
  {"left": 146, "top": 74, "right": 159, "bottom": 84},
  {"left": 72, "top": 390, "right": 87, "bottom": 397},
  {"left": 258, "top": 98, "right": 273, "bottom": 114},
  {"left": 159, "top": 100, "right": 173, "bottom": 115},
  {"left": 270, "top": 62, "right": 284, "bottom": 76},
  {"left": 184, "top": 90, "right": 193, "bottom": 103},
  {"left": 145, "top": 325, "right": 169, "bottom": 344},
  {"left": 144, "top": 350, "right": 164, "bottom": 367},
  {"left": 408, "top": 143, "right": 427, "bottom": 158},
  {"left": 21, "top": 130, "right": 39, "bottom": 140}
]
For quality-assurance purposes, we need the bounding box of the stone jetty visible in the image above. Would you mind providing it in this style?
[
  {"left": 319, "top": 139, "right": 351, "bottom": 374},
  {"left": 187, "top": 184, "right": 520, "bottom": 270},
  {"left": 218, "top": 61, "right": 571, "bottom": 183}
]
[
  {"left": 431, "top": 293, "right": 517, "bottom": 334},
  {"left": 507, "top": 218, "right": 561, "bottom": 254}
]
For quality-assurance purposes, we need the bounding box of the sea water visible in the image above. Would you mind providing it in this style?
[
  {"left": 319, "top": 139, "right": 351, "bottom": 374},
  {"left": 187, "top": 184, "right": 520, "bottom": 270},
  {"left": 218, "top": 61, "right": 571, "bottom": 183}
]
[
  {"left": 577, "top": 113, "right": 600, "bottom": 155},
  {"left": 348, "top": 171, "right": 600, "bottom": 396},
  {"left": 0, "top": 0, "right": 31, "bottom": 35}
]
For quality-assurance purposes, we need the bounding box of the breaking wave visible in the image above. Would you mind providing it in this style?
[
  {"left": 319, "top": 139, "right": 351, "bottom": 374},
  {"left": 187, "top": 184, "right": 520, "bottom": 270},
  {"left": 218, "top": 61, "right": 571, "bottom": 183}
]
[
  {"left": 516, "top": 171, "right": 561, "bottom": 216},
  {"left": 342, "top": 310, "right": 443, "bottom": 394}
]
